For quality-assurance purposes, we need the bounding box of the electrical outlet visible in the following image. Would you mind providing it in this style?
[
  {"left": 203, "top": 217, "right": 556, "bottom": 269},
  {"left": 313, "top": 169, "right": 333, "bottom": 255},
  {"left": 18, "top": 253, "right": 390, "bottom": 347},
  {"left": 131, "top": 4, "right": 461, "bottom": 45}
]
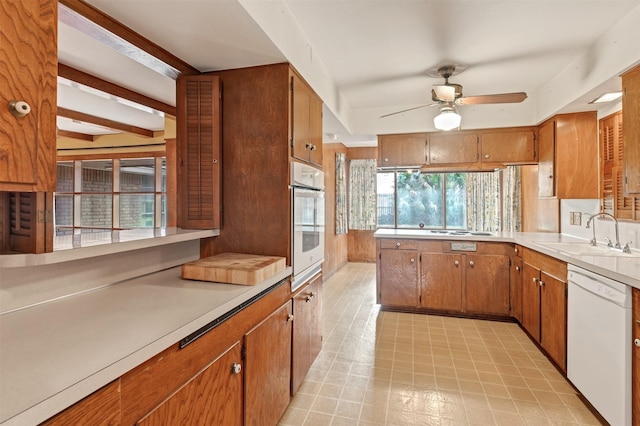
[{"left": 569, "top": 211, "right": 582, "bottom": 226}]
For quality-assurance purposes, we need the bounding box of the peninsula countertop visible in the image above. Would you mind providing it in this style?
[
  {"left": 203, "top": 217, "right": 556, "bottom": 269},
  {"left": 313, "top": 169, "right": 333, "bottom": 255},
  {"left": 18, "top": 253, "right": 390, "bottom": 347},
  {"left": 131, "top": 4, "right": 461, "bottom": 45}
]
[
  {"left": 0, "top": 266, "right": 292, "bottom": 426},
  {"left": 374, "top": 229, "right": 640, "bottom": 289}
]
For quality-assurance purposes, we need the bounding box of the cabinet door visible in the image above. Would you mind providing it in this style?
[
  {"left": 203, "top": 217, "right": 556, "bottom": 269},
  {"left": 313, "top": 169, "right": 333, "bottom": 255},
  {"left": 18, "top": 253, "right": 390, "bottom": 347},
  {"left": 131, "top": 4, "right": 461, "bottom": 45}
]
[
  {"left": 291, "top": 274, "right": 323, "bottom": 395},
  {"left": 244, "top": 301, "right": 292, "bottom": 426},
  {"left": 379, "top": 249, "right": 418, "bottom": 307},
  {"left": 176, "top": 74, "right": 221, "bottom": 229},
  {"left": 633, "top": 287, "right": 640, "bottom": 426},
  {"left": 538, "top": 120, "right": 555, "bottom": 197},
  {"left": 540, "top": 272, "right": 567, "bottom": 372},
  {"left": 137, "top": 343, "right": 243, "bottom": 426},
  {"left": 291, "top": 73, "right": 311, "bottom": 163},
  {"left": 378, "top": 133, "right": 427, "bottom": 167},
  {"left": 0, "top": 0, "right": 57, "bottom": 192},
  {"left": 429, "top": 133, "right": 478, "bottom": 164},
  {"left": 41, "top": 380, "right": 120, "bottom": 426},
  {"left": 521, "top": 263, "right": 541, "bottom": 341},
  {"left": 480, "top": 130, "right": 536, "bottom": 164},
  {"left": 555, "top": 112, "right": 598, "bottom": 199},
  {"left": 464, "top": 254, "right": 510, "bottom": 315},
  {"left": 308, "top": 94, "right": 323, "bottom": 166},
  {"left": 419, "top": 253, "right": 462, "bottom": 311},
  {"left": 510, "top": 257, "right": 523, "bottom": 322},
  {"left": 623, "top": 65, "right": 640, "bottom": 194}
]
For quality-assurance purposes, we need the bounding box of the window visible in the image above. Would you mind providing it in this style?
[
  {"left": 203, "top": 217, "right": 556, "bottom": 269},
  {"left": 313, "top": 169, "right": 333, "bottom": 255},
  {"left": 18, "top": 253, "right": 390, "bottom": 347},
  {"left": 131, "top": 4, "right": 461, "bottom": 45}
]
[
  {"left": 377, "top": 171, "right": 467, "bottom": 229},
  {"left": 54, "top": 157, "right": 166, "bottom": 235}
]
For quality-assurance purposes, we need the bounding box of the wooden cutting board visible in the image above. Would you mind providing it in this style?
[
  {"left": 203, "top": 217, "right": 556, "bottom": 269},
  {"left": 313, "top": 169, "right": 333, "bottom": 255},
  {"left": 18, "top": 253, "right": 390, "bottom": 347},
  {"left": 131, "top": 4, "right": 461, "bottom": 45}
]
[{"left": 181, "top": 252, "right": 286, "bottom": 285}]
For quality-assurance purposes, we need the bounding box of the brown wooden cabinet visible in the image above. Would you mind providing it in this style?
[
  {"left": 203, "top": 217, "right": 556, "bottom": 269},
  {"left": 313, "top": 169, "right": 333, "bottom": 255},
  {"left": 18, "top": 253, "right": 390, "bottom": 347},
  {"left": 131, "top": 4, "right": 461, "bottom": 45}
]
[
  {"left": 40, "top": 380, "right": 121, "bottom": 426},
  {"left": 292, "top": 272, "right": 323, "bottom": 395},
  {"left": 465, "top": 253, "right": 510, "bottom": 316},
  {"left": 537, "top": 112, "right": 598, "bottom": 199},
  {"left": 378, "top": 248, "right": 419, "bottom": 307},
  {"left": 510, "top": 246, "right": 523, "bottom": 322},
  {"left": 0, "top": 0, "right": 57, "bottom": 192},
  {"left": 633, "top": 287, "right": 640, "bottom": 426},
  {"left": 480, "top": 129, "right": 536, "bottom": 164},
  {"left": 378, "top": 133, "right": 428, "bottom": 167},
  {"left": 244, "top": 301, "right": 293, "bottom": 426},
  {"left": 623, "top": 65, "right": 640, "bottom": 195},
  {"left": 420, "top": 251, "right": 463, "bottom": 311},
  {"left": 137, "top": 343, "right": 243, "bottom": 426},
  {"left": 291, "top": 72, "right": 323, "bottom": 167},
  {"left": 428, "top": 133, "right": 479, "bottom": 164},
  {"left": 521, "top": 249, "right": 568, "bottom": 372},
  {"left": 176, "top": 74, "right": 221, "bottom": 229}
]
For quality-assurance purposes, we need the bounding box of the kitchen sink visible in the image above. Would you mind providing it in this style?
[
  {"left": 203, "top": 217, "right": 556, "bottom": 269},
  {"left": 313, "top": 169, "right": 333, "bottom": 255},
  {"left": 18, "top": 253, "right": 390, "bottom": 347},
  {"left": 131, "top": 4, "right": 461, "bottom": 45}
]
[{"left": 533, "top": 241, "right": 640, "bottom": 257}]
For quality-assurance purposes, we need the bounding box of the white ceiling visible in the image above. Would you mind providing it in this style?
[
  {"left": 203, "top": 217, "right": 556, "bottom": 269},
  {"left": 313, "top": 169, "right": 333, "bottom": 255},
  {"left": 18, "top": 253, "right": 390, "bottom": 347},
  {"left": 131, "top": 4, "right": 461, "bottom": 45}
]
[{"left": 58, "top": 0, "right": 640, "bottom": 147}]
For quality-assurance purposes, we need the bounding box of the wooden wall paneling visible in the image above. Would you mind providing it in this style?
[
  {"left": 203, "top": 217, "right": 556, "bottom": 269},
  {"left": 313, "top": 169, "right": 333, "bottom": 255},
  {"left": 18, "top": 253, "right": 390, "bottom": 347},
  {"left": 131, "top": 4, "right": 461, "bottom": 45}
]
[
  {"left": 521, "top": 165, "right": 559, "bottom": 233},
  {"left": 165, "top": 138, "right": 178, "bottom": 227},
  {"left": 322, "top": 143, "right": 349, "bottom": 278},
  {"left": 200, "top": 64, "right": 291, "bottom": 261},
  {"left": 346, "top": 147, "right": 378, "bottom": 262},
  {"left": 623, "top": 65, "right": 640, "bottom": 194}
]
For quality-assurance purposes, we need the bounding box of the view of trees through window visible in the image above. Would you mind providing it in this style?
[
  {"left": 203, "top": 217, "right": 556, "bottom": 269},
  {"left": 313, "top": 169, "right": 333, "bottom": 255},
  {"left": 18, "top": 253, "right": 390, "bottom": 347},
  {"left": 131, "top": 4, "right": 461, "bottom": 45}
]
[
  {"left": 377, "top": 171, "right": 467, "bottom": 229},
  {"left": 54, "top": 157, "right": 166, "bottom": 235}
]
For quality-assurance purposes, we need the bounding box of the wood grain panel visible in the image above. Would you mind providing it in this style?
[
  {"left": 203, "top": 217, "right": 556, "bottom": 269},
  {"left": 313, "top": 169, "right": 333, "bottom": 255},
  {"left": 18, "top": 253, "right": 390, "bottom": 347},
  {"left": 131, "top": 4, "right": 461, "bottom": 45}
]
[
  {"left": 521, "top": 262, "right": 541, "bottom": 341},
  {"left": 420, "top": 253, "right": 462, "bottom": 311},
  {"left": 41, "top": 380, "right": 121, "bottom": 426},
  {"left": 348, "top": 146, "right": 378, "bottom": 160},
  {"left": 378, "top": 133, "right": 427, "bottom": 167},
  {"left": 429, "top": 133, "right": 478, "bottom": 164},
  {"left": 322, "top": 143, "right": 348, "bottom": 278},
  {"left": 200, "top": 64, "right": 291, "bottom": 261},
  {"left": 379, "top": 249, "right": 418, "bottom": 307},
  {"left": 120, "top": 280, "right": 290, "bottom": 425},
  {"left": 137, "top": 343, "right": 242, "bottom": 426},
  {"left": 623, "top": 65, "right": 640, "bottom": 194},
  {"left": 348, "top": 230, "right": 377, "bottom": 262},
  {"left": 540, "top": 272, "right": 567, "bottom": 372},
  {"left": 244, "top": 301, "right": 292, "bottom": 426},
  {"left": 480, "top": 129, "right": 536, "bottom": 163},
  {"left": 522, "top": 248, "right": 567, "bottom": 281},
  {"left": 555, "top": 112, "right": 598, "bottom": 199},
  {"left": 521, "top": 164, "right": 559, "bottom": 232},
  {"left": 464, "top": 254, "right": 510, "bottom": 316},
  {"left": 510, "top": 257, "right": 523, "bottom": 321},
  {"left": 0, "top": 0, "right": 57, "bottom": 192},
  {"left": 537, "top": 120, "right": 555, "bottom": 197}
]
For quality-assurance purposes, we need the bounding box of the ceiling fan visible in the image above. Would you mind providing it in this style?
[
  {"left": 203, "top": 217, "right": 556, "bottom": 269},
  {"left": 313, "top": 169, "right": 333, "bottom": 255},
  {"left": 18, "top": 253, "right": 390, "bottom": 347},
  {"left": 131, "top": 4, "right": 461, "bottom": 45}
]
[{"left": 380, "top": 65, "right": 527, "bottom": 130}]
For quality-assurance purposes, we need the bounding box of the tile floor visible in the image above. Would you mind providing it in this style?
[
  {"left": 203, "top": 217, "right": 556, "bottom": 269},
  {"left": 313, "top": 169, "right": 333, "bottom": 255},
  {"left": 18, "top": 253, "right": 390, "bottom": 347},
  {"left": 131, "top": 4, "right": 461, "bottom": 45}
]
[{"left": 279, "top": 262, "right": 602, "bottom": 426}]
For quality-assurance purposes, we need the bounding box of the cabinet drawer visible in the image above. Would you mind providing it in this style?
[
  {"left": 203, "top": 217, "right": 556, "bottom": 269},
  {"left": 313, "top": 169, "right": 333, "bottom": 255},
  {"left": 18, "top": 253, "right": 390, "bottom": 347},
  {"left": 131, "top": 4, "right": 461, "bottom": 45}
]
[{"left": 380, "top": 239, "right": 417, "bottom": 250}]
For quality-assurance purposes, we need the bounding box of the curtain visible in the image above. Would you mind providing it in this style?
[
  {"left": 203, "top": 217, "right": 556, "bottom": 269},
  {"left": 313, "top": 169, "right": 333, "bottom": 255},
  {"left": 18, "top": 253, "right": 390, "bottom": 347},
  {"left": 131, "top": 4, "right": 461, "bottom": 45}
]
[
  {"left": 502, "top": 166, "right": 522, "bottom": 232},
  {"left": 466, "top": 171, "right": 501, "bottom": 232},
  {"left": 349, "top": 159, "right": 377, "bottom": 230},
  {"left": 335, "top": 152, "right": 348, "bottom": 234}
]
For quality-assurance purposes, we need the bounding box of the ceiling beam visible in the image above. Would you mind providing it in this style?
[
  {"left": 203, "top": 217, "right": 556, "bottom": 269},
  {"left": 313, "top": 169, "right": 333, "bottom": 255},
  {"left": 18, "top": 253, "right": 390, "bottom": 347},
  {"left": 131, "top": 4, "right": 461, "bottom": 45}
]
[
  {"left": 59, "top": 0, "right": 200, "bottom": 79},
  {"left": 57, "top": 129, "right": 95, "bottom": 142},
  {"left": 58, "top": 64, "right": 176, "bottom": 117},
  {"left": 57, "top": 107, "right": 155, "bottom": 138}
]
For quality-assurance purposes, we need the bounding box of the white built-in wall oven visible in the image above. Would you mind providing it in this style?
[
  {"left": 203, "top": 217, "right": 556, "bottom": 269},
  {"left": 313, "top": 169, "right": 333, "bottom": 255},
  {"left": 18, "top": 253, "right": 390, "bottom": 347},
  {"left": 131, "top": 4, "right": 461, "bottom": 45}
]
[{"left": 291, "top": 161, "right": 325, "bottom": 290}]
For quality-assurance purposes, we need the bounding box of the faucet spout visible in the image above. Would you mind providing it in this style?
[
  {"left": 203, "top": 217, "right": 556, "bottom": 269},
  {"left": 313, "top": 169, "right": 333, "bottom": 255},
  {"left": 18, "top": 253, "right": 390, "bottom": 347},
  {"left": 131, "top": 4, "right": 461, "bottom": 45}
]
[{"left": 585, "top": 212, "right": 620, "bottom": 248}]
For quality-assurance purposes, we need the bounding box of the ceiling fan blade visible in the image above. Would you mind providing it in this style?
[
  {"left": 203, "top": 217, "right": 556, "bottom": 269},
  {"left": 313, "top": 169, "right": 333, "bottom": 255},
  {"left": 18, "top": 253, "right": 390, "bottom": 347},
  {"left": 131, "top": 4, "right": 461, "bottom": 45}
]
[
  {"left": 432, "top": 85, "right": 456, "bottom": 102},
  {"left": 379, "top": 103, "right": 436, "bottom": 118},
  {"left": 457, "top": 92, "right": 527, "bottom": 105}
]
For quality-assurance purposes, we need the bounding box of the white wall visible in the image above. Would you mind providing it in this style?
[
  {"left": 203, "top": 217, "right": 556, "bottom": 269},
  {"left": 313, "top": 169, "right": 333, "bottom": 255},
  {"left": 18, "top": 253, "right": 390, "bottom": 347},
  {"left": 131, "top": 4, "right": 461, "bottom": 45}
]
[{"left": 560, "top": 199, "right": 640, "bottom": 250}]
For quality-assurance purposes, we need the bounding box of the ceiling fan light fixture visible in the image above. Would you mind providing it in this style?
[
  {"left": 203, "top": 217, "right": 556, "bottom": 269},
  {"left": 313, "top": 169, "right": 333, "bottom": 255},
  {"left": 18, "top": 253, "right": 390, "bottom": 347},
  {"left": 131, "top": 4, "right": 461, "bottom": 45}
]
[
  {"left": 588, "top": 91, "right": 622, "bottom": 104},
  {"left": 433, "top": 107, "right": 461, "bottom": 131}
]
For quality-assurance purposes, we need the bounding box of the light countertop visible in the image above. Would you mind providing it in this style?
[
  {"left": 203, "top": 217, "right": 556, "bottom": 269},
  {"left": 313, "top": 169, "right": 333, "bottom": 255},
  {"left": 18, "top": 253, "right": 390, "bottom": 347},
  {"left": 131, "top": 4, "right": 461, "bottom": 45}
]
[
  {"left": 0, "top": 266, "right": 292, "bottom": 426},
  {"left": 374, "top": 229, "right": 640, "bottom": 289}
]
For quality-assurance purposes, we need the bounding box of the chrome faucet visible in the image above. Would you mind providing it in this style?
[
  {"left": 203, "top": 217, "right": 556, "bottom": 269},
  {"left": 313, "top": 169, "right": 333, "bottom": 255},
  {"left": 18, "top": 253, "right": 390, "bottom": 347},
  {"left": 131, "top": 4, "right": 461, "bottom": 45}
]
[{"left": 585, "top": 212, "right": 620, "bottom": 249}]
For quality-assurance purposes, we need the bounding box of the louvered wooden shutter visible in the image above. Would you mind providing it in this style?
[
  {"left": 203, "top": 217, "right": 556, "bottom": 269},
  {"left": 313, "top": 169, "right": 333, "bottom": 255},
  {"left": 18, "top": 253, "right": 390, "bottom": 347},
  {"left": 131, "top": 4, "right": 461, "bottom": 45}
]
[
  {"left": 176, "top": 75, "right": 221, "bottom": 229},
  {"left": 6, "top": 192, "right": 49, "bottom": 253},
  {"left": 600, "top": 115, "right": 616, "bottom": 214}
]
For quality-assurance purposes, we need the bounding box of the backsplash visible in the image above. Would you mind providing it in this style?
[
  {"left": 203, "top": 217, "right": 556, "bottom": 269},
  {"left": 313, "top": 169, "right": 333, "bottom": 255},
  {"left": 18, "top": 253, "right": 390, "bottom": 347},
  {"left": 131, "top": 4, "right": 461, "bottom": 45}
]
[{"left": 560, "top": 199, "right": 639, "bottom": 250}]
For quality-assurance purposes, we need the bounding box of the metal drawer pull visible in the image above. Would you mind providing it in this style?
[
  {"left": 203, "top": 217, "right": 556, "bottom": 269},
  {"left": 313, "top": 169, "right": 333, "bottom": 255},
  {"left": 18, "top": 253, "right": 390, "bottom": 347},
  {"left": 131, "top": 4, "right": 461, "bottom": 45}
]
[
  {"left": 533, "top": 277, "right": 538, "bottom": 283},
  {"left": 635, "top": 338, "right": 640, "bottom": 348},
  {"left": 396, "top": 242, "right": 401, "bottom": 247},
  {"left": 287, "top": 314, "right": 294, "bottom": 322},
  {"left": 539, "top": 280, "right": 545, "bottom": 287},
  {"left": 410, "top": 258, "right": 415, "bottom": 263},
  {"left": 232, "top": 363, "right": 242, "bottom": 374},
  {"left": 454, "top": 260, "right": 459, "bottom": 266},
  {"left": 469, "top": 261, "right": 474, "bottom": 267}
]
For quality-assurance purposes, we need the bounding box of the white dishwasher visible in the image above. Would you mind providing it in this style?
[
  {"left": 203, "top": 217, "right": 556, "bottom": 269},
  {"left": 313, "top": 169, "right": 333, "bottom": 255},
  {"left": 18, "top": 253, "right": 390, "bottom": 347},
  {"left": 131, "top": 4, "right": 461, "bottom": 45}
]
[{"left": 567, "top": 264, "right": 632, "bottom": 426}]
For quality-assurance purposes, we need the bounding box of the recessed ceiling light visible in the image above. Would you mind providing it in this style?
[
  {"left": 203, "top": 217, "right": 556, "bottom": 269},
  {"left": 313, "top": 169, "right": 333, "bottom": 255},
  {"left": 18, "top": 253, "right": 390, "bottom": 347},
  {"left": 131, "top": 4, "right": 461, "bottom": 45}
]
[{"left": 589, "top": 91, "right": 622, "bottom": 104}]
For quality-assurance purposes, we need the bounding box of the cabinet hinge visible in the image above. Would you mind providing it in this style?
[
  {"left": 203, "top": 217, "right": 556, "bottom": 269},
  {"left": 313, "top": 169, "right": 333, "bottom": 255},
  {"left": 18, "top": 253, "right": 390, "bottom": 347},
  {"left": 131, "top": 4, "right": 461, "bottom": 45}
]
[
  {"left": 290, "top": 77, "right": 294, "bottom": 91},
  {"left": 241, "top": 345, "right": 246, "bottom": 360},
  {"left": 419, "top": 254, "right": 422, "bottom": 262},
  {"left": 379, "top": 252, "right": 381, "bottom": 260},
  {"left": 38, "top": 210, "right": 53, "bottom": 223}
]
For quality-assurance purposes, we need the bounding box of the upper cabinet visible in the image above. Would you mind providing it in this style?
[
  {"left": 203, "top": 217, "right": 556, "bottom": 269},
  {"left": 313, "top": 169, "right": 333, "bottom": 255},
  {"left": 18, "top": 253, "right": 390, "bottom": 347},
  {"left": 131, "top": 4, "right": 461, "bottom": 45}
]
[
  {"left": 623, "top": 65, "right": 640, "bottom": 195},
  {"left": 377, "top": 127, "right": 537, "bottom": 170},
  {"left": 0, "top": 0, "right": 57, "bottom": 192},
  {"left": 378, "top": 133, "right": 427, "bottom": 167},
  {"left": 537, "top": 112, "right": 598, "bottom": 199},
  {"left": 176, "top": 74, "right": 222, "bottom": 230},
  {"left": 291, "top": 72, "right": 323, "bottom": 167},
  {"left": 480, "top": 129, "right": 536, "bottom": 164}
]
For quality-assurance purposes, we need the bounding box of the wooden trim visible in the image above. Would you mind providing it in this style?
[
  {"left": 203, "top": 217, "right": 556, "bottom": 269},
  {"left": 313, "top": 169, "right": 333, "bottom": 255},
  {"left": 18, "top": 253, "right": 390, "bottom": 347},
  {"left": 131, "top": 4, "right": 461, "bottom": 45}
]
[
  {"left": 58, "top": 0, "right": 198, "bottom": 78},
  {"left": 57, "top": 151, "right": 165, "bottom": 161},
  {"left": 58, "top": 63, "right": 177, "bottom": 116},
  {"left": 57, "top": 107, "right": 154, "bottom": 137},
  {"left": 57, "top": 129, "right": 94, "bottom": 142}
]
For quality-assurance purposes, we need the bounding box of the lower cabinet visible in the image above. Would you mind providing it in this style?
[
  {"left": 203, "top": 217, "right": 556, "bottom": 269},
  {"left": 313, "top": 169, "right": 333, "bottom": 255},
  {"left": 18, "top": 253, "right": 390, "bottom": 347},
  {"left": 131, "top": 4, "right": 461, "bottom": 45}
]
[
  {"left": 40, "top": 380, "right": 121, "bottom": 426},
  {"left": 292, "top": 272, "right": 323, "bottom": 395},
  {"left": 521, "top": 249, "right": 568, "bottom": 372},
  {"left": 244, "top": 301, "right": 293, "bottom": 426},
  {"left": 510, "top": 248, "right": 523, "bottom": 322},
  {"left": 377, "top": 239, "right": 511, "bottom": 316},
  {"left": 137, "top": 343, "right": 243, "bottom": 426}
]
